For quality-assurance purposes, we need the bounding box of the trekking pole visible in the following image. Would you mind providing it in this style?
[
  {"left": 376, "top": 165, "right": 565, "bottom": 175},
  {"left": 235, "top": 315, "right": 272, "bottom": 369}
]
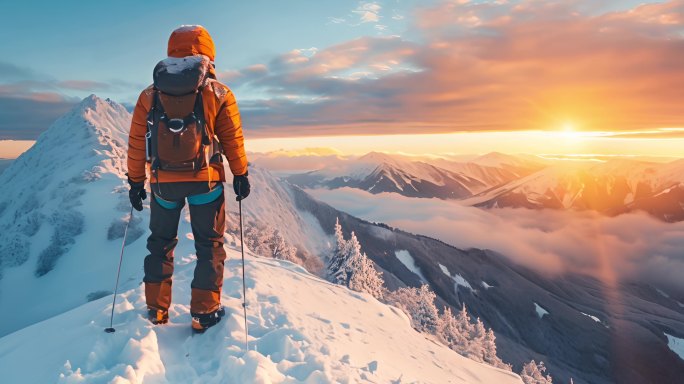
[
  {"left": 238, "top": 182, "right": 249, "bottom": 350},
  {"left": 105, "top": 206, "right": 134, "bottom": 333}
]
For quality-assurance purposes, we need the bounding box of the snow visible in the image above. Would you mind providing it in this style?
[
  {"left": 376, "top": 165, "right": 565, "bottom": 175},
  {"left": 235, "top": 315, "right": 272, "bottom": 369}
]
[
  {"left": 453, "top": 273, "right": 473, "bottom": 291},
  {"left": 158, "top": 56, "right": 209, "bottom": 75},
  {"left": 656, "top": 288, "right": 670, "bottom": 298},
  {"left": 0, "top": 95, "right": 139, "bottom": 337},
  {"left": 581, "top": 312, "right": 601, "bottom": 323},
  {"left": 0, "top": 96, "right": 326, "bottom": 338},
  {"left": 534, "top": 303, "right": 549, "bottom": 319},
  {"left": 438, "top": 263, "right": 473, "bottom": 291},
  {"left": 174, "top": 24, "right": 207, "bottom": 33},
  {"left": 481, "top": 281, "right": 493, "bottom": 289},
  {"left": 439, "top": 263, "right": 451, "bottom": 276},
  {"left": 665, "top": 333, "right": 684, "bottom": 361},
  {"left": 395, "top": 249, "right": 427, "bottom": 283},
  {"left": 0, "top": 250, "right": 522, "bottom": 384}
]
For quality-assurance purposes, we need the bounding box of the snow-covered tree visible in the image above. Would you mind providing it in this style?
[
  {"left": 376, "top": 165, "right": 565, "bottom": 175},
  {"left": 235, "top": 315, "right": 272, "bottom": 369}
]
[
  {"left": 387, "top": 285, "right": 440, "bottom": 333},
  {"left": 483, "top": 328, "right": 508, "bottom": 369},
  {"left": 347, "top": 252, "right": 385, "bottom": 299},
  {"left": 243, "top": 223, "right": 298, "bottom": 263},
  {"left": 270, "top": 229, "right": 298, "bottom": 262},
  {"left": 435, "top": 304, "right": 510, "bottom": 370},
  {"left": 327, "top": 218, "right": 347, "bottom": 282},
  {"left": 437, "top": 307, "right": 469, "bottom": 352},
  {"left": 455, "top": 304, "right": 474, "bottom": 336},
  {"left": 328, "top": 224, "right": 385, "bottom": 299},
  {"left": 520, "top": 360, "right": 553, "bottom": 384},
  {"left": 467, "top": 318, "right": 487, "bottom": 362}
]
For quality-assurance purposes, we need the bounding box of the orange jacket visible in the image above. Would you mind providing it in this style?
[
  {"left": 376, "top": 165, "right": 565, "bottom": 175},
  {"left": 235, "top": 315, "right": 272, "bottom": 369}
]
[{"left": 127, "top": 26, "right": 247, "bottom": 183}]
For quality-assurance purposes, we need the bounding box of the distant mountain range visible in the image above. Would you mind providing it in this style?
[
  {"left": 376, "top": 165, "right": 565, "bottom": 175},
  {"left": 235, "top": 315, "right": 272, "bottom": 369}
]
[
  {"left": 285, "top": 151, "right": 544, "bottom": 200},
  {"left": 276, "top": 151, "right": 684, "bottom": 222}
]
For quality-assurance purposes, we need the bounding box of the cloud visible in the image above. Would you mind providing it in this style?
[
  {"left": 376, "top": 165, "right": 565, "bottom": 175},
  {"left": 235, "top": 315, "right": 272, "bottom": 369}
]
[
  {"left": 0, "top": 94, "right": 76, "bottom": 140},
  {"left": 601, "top": 128, "right": 684, "bottom": 139},
  {"left": 0, "top": 61, "right": 138, "bottom": 139},
  {"left": 57, "top": 80, "right": 113, "bottom": 91},
  {"left": 221, "top": 0, "right": 684, "bottom": 137},
  {"left": 250, "top": 148, "right": 348, "bottom": 173},
  {"left": 307, "top": 187, "right": 684, "bottom": 295},
  {"left": 354, "top": 2, "right": 382, "bottom": 23}
]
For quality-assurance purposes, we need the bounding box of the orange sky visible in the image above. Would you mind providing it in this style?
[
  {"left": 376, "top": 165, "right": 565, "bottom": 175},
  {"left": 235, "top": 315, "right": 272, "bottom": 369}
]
[
  {"left": 246, "top": 129, "right": 683, "bottom": 161},
  {"left": 224, "top": 1, "right": 684, "bottom": 145}
]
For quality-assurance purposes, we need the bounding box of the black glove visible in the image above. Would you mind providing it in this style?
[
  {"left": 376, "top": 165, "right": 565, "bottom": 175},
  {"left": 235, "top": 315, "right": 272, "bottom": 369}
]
[
  {"left": 126, "top": 173, "right": 147, "bottom": 211},
  {"left": 233, "top": 172, "right": 250, "bottom": 201}
]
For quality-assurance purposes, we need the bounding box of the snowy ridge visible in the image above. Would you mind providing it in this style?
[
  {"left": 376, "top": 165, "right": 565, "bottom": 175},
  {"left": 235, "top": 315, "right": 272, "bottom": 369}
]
[
  {"left": 0, "top": 245, "right": 522, "bottom": 383},
  {"left": 0, "top": 95, "right": 141, "bottom": 337}
]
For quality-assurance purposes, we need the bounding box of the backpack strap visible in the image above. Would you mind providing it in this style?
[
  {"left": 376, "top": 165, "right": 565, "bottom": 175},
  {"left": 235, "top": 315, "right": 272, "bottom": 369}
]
[
  {"left": 146, "top": 89, "right": 162, "bottom": 171},
  {"left": 146, "top": 89, "right": 165, "bottom": 197},
  {"left": 192, "top": 89, "right": 212, "bottom": 174}
]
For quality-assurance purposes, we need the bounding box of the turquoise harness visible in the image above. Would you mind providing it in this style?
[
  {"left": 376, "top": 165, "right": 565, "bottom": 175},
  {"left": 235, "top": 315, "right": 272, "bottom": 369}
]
[{"left": 154, "top": 184, "right": 223, "bottom": 209}]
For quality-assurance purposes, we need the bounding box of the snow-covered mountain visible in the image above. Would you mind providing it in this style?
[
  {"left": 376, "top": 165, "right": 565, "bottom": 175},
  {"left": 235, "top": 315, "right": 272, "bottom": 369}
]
[
  {"left": 0, "top": 96, "right": 330, "bottom": 338},
  {"left": 285, "top": 151, "right": 542, "bottom": 200},
  {"left": 289, "top": 191, "right": 684, "bottom": 384},
  {"left": 282, "top": 150, "right": 684, "bottom": 222},
  {"left": 0, "top": 248, "right": 522, "bottom": 384},
  {"left": 467, "top": 159, "right": 684, "bottom": 221},
  {"left": 0, "top": 95, "right": 523, "bottom": 383},
  {"left": 0, "top": 95, "right": 142, "bottom": 337}
]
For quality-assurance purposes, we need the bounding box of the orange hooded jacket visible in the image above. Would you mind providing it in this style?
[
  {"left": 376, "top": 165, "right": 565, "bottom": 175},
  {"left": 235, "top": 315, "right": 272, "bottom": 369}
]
[{"left": 127, "top": 25, "right": 247, "bottom": 183}]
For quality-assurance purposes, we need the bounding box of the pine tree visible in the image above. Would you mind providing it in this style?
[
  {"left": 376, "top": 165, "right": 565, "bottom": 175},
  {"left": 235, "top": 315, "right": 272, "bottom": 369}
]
[
  {"left": 348, "top": 252, "right": 385, "bottom": 299},
  {"left": 467, "top": 318, "right": 487, "bottom": 362},
  {"left": 520, "top": 360, "right": 553, "bottom": 384},
  {"left": 437, "top": 307, "right": 469, "bottom": 353},
  {"left": 455, "top": 304, "right": 474, "bottom": 337},
  {"left": 483, "top": 328, "right": 497, "bottom": 364},
  {"left": 327, "top": 218, "right": 347, "bottom": 283},
  {"left": 410, "top": 285, "right": 440, "bottom": 333}
]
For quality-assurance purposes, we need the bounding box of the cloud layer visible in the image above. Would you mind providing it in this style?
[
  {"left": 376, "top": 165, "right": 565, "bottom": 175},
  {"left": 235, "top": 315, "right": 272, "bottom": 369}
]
[
  {"left": 0, "top": 61, "right": 142, "bottom": 140},
  {"left": 308, "top": 187, "right": 684, "bottom": 296},
  {"left": 225, "top": 0, "right": 684, "bottom": 137}
]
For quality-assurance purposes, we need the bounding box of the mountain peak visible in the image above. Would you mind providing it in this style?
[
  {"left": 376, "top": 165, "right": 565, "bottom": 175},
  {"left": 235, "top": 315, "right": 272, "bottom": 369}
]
[
  {"left": 32, "top": 94, "right": 131, "bottom": 148},
  {"left": 75, "top": 94, "right": 128, "bottom": 117},
  {"left": 358, "top": 151, "right": 395, "bottom": 162}
]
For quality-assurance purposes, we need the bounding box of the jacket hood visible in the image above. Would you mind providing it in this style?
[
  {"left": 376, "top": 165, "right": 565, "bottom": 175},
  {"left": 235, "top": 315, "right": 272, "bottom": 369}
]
[{"left": 167, "top": 25, "right": 216, "bottom": 62}]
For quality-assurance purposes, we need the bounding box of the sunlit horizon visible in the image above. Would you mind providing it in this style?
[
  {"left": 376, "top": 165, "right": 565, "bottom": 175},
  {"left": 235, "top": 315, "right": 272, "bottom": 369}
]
[{"left": 244, "top": 129, "right": 684, "bottom": 162}]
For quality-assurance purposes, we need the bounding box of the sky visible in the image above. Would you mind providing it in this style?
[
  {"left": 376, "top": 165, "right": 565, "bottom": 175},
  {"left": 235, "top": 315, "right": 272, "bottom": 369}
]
[{"left": 1, "top": 0, "right": 683, "bottom": 158}]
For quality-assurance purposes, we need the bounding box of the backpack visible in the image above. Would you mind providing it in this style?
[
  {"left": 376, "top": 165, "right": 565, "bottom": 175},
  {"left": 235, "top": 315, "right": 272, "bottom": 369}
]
[{"left": 145, "top": 55, "right": 220, "bottom": 175}]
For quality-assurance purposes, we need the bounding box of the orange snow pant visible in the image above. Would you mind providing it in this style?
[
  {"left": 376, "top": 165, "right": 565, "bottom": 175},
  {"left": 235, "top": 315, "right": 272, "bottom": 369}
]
[{"left": 143, "top": 181, "right": 226, "bottom": 315}]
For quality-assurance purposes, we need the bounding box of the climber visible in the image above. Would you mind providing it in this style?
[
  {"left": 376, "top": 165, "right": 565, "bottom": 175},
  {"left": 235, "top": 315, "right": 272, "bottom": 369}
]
[{"left": 126, "top": 25, "right": 250, "bottom": 332}]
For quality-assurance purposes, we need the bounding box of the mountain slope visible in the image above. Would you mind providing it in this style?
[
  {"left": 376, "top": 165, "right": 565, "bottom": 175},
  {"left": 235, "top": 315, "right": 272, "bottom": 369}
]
[
  {"left": 0, "top": 95, "right": 145, "bottom": 337},
  {"left": 289, "top": 186, "right": 684, "bottom": 384},
  {"left": 0, "top": 96, "right": 329, "bottom": 337},
  {"left": 467, "top": 159, "right": 684, "bottom": 221},
  {"left": 0, "top": 245, "right": 522, "bottom": 384}
]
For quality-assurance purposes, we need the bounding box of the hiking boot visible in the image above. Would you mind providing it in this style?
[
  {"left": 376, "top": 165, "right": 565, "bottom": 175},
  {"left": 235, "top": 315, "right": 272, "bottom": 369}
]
[
  {"left": 191, "top": 306, "right": 225, "bottom": 333},
  {"left": 147, "top": 308, "right": 169, "bottom": 325}
]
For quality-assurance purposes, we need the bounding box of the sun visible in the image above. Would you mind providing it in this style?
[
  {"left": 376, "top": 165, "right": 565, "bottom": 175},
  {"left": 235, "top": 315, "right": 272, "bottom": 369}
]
[
  {"left": 560, "top": 121, "right": 582, "bottom": 141},
  {"left": 562, "top": 122, "right": 575, "bottom": 132}
]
